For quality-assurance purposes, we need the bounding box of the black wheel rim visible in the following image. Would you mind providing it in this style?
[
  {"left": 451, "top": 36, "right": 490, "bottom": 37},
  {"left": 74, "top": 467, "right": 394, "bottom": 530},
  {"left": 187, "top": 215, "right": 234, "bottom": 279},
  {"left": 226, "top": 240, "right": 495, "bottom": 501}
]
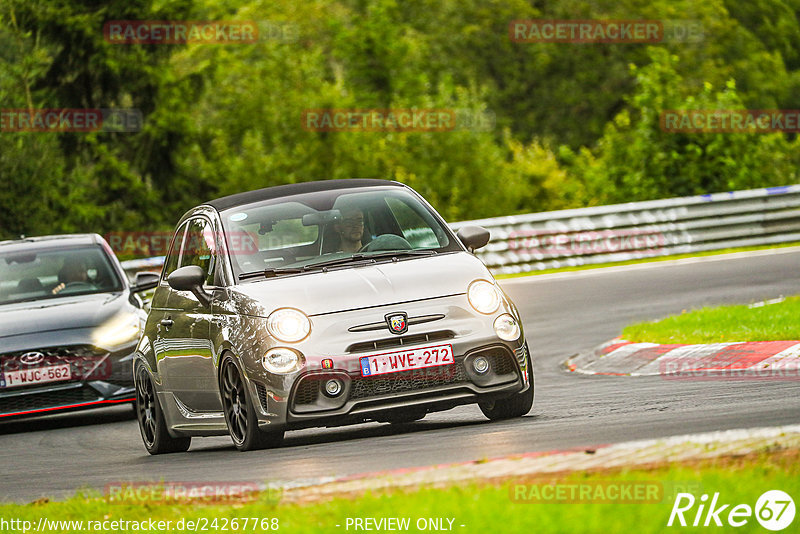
[
  {"left": 136, "top": 369, "right": 157, "bottom": 447},
  {"left": 221, "top": 362, "right": 248, "bottom": 444}
]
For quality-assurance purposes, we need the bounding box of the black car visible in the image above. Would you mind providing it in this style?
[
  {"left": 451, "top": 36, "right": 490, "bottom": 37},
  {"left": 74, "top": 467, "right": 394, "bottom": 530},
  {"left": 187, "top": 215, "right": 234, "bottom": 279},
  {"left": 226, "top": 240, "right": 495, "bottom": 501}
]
[{"left": 0, "top": 234, "right": 158, "bottom": 419}]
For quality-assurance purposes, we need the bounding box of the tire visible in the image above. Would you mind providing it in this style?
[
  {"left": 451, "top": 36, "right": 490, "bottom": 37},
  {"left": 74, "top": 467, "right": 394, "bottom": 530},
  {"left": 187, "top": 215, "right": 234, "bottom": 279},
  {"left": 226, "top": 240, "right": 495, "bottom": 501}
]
[
  {"left": 135, "top": 366, "right": 191, "bottom": 454},
  {"left": 219, "top": 355, "right": 284, "bottom": 452},
  {"left": 479, "top": 359, "right": 534, "bottom": 421}
]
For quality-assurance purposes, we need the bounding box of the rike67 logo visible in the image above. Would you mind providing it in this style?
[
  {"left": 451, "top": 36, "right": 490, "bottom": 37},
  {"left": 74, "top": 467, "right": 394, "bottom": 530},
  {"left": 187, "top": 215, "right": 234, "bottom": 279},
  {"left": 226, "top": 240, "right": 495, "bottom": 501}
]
[{"left": 668, "top": 490, "right": 795, "bottom": 531}]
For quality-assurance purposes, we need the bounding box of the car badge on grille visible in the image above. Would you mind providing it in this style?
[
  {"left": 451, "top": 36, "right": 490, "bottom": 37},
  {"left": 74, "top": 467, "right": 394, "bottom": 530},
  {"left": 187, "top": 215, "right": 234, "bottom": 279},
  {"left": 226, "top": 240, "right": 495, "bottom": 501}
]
[
  {"left": 385, "top": 312, "right": 408, "bottom": 335},
  {"left": 19, "top": 351, "right": 45, "bottom": 365}
]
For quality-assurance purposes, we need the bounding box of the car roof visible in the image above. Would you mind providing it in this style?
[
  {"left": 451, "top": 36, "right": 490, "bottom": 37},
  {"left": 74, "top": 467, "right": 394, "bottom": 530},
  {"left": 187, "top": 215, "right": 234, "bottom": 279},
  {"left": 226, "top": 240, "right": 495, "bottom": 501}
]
[
  {"left": 203, "top": 179, "right": 406, "bottom": 212},
  {"left": 0, "top": 234, "right": 102, "bottom": 253}
]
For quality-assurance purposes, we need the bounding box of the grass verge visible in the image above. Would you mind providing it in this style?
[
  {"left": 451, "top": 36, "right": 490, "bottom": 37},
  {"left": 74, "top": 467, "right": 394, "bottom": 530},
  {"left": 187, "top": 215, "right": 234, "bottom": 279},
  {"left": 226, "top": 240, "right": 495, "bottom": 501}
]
[
  {"left": 1, "top": 450, "right": 797, "bottom": 533},
  {"left": 622, "top": 296, "right": 800, "bottom": 344},
  {"left": 495, "top": 242, "right": 800, "bottom": 279}
]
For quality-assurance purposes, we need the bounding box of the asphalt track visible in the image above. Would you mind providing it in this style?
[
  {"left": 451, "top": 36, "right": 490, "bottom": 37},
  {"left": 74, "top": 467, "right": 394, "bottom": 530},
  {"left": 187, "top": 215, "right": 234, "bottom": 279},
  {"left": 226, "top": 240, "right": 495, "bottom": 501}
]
[{"left": 3, "top": 249, "right": 800, "bottom": 503}]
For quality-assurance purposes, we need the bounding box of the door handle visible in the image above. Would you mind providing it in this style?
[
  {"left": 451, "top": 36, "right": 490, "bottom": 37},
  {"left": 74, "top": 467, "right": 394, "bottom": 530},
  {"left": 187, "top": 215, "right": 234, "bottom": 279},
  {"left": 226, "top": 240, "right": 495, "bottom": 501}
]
[{"left": 160, "top": 318, "right": 174, "bottom": 328}]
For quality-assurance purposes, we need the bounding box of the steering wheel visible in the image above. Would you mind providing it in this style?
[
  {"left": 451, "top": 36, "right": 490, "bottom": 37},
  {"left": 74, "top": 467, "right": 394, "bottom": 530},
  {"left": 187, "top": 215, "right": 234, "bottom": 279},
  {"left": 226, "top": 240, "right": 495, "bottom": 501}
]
[{"left": 358, "top": 234, "right": 413, "bottom": 253}]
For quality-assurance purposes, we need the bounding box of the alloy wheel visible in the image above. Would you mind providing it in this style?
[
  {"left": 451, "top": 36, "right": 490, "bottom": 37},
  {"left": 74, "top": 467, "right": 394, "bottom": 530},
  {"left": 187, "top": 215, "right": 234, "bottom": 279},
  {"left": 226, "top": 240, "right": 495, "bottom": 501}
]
[
  {"left": 221, "top": 361, "right": 248, "bottom": 444},
  {"left": 136, "top": 367, "right": 157, "bottom": 447}
]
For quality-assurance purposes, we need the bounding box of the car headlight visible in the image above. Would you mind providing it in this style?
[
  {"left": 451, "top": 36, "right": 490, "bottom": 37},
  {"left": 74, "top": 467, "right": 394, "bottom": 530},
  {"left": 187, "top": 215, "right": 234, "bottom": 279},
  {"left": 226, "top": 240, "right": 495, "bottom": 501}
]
[
  {"left": 494, "top": 313, "right": 520, "bottom": 341},
  {"left": 262, "top": 347, "right": 304, "bottom": 374},
  {"left": 267, "top": 308, "right": 311, "bottom": 343},
  {"left": 468, "top": 280, "right": 501, "bottom": 314},
  {"left": 92, "top": 312, "right": 142, "bottom": 349}
]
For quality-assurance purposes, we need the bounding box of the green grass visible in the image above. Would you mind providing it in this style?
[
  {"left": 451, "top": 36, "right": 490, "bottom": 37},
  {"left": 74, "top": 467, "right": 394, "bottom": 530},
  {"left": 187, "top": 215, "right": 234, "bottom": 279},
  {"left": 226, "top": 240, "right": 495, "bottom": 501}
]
[
  {"left": 495, "top": 242, "right": 800, "bottom": 279},
  {"left": 1, "top": 451, "right": 798, "bottom": 533},
  {"left": 622, "top": 296, "right": 800, "bottom": 344}
]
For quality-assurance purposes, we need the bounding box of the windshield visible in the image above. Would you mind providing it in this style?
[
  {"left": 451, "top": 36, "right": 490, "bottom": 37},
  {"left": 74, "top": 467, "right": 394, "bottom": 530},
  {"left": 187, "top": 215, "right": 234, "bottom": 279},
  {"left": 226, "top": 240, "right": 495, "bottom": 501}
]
[
  {"left": 220, "top": 187, "right": 461, "bottom": 278},
  {"left": 0, "top": 246, "right": 124, "bottom": 305}
]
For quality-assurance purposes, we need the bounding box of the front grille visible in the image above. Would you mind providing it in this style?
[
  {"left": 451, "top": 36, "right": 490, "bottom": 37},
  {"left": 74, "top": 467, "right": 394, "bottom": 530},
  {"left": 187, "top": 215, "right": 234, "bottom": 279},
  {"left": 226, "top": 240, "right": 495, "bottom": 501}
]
[
  {"left": 488, "top": 350, "right": 516, "bottom": 375},
  {"left": 293, "top": 380, "right": 320, "bottom": 407},
  {"left": 0, "top": 386, "right": 102, "bottom": 415},
  {"left": 0, "top": 345, "right": 133, "bottom": 389},
  {"left": 349, "top": 363, "right": 467, "bottom": 400},
  {"left": 346, "top": 330, "right": 455, "bottom": 354},
  {"left": 1, "top": 345, "right": 105, "bottom": 365},
  {"left": 290, "top": 346, "right": 520, "bottom": 413}
]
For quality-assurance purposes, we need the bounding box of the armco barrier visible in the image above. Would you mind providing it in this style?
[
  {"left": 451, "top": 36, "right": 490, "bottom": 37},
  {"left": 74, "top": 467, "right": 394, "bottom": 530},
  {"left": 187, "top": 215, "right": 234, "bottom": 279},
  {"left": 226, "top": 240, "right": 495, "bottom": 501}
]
[
  {"left": 121, "top": 185, "right": 800, "bottom": 277},
  {"left": 451, "top": 184, "right": 800, "bottom": 274}
]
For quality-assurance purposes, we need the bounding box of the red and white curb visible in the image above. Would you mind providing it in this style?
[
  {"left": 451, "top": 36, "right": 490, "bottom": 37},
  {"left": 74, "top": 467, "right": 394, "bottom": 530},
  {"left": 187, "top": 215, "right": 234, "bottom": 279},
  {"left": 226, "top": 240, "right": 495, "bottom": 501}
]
[
  {"left": 564, "top": 338, "right": 800, "bottom": 378},
  {"left": 278, "top": 424, "right": 800, "bottom": 502}
]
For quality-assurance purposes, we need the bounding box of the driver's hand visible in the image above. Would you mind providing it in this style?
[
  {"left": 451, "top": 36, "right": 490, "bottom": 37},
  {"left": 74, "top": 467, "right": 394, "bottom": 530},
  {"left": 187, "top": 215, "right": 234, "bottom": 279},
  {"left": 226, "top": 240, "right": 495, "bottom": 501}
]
[{"left": 51, "top": 282, "right": 65, "bottom": 295}]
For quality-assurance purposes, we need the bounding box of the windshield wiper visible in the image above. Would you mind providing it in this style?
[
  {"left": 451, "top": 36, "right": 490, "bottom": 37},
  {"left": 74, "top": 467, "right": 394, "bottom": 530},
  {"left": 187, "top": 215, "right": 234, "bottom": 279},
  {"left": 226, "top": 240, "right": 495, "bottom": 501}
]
[
  {"left": 304, "top": 249, "right": 437, "bottom": 270},
  {"left": 238, "top": 267, "right": 308, "bottom": 280}
]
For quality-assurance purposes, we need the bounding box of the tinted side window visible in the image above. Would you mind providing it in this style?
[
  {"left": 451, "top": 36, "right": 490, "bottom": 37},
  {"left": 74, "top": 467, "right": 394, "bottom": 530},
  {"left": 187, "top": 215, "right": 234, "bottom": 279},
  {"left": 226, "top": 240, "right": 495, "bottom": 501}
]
[
  {"left": 162, "top": 223, "right": 188, "bottom": 279},
  {"left": 180, "top": 218, "right": 217, "bottom": 285}
]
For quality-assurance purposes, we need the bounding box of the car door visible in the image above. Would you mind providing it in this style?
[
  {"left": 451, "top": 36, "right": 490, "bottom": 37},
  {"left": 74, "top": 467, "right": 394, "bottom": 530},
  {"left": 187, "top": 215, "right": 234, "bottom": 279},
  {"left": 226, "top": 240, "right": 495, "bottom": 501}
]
[
  {"left": 149, "top": 221, "right": 187, "bottom": 393},
  {"left": 160, "top": 216, "right": 221, "bottom": 412}
]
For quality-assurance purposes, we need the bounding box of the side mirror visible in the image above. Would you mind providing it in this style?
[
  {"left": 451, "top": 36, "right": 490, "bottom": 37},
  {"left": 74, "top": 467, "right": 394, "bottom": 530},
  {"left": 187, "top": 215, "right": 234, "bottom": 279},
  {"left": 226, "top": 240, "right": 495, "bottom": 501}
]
[
  {"left": 167, "top": 265, "right": 211, "bottom": 306},
  {"left": 456, "top": 225, "right": 491, "bottom": 252},
  {"left": 131, "top": 271, "right": 160, "bottom": 293}
]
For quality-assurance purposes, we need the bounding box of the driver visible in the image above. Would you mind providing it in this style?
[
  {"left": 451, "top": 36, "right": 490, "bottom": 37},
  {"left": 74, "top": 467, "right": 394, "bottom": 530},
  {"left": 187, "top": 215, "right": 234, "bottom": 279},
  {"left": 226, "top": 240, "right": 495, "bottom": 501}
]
[
  {"left": 52, "top": 256, "right": 89, "bottom": 294},
  {"left": 333, "top": 207, "right": 365, "bottom": 252}
]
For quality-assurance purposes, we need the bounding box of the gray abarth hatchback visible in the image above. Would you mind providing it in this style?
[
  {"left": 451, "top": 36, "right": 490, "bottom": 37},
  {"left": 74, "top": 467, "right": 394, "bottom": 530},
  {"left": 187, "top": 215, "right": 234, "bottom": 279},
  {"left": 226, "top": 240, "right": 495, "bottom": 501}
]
[{"left": 134, "top": 179, "right": 533, "bottom": 453}]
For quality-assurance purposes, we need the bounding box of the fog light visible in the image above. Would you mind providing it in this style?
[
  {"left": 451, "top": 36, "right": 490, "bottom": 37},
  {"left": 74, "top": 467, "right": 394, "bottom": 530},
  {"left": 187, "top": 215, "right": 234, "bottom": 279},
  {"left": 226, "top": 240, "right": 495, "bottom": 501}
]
[
  {"left": 494, "top": 313, "right": 520, "bottom": 341},
  {"left": 473, "top": 356, "right": 490, "bottom": 374},
  {"left": 324, "top": 379, "right": 343, "bottom": 397}
]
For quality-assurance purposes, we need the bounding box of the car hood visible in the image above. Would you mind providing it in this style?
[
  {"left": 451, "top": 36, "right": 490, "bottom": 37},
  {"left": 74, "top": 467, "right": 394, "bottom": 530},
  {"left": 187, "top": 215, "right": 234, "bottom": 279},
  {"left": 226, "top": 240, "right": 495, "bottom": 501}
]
[
  {"left": 230, "top": 252, "right": 492, "bottom": 316},
  {"left": 0, "top": 292, "right": 130, "bottom": 340}
]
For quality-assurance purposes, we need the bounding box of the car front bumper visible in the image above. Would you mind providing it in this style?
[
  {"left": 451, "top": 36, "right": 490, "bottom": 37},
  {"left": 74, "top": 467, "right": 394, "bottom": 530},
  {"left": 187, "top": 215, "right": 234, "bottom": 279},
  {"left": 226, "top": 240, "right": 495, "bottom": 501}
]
[
  {"left": 0, "top": 342, "right": 137, "bottom": 420},
  {"left": 238, "top": 291, "right": 531, "bottom": 430}
]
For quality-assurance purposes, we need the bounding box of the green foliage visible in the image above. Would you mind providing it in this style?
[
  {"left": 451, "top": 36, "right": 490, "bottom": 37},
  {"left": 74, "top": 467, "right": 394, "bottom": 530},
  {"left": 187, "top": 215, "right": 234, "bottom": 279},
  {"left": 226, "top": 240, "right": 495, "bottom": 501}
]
[
  {"left": 572, "top": 48, "right": 800, "bottom": 204},
  {"left": 2, "top": 0, "right": 800, "bottom": 243}
]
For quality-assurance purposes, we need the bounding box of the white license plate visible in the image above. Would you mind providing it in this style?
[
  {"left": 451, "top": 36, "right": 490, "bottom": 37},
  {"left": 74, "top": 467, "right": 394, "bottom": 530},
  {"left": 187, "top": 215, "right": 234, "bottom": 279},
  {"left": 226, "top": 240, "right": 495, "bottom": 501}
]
[
  {"left": 360, "top": 344, "right": 454, "bottom": 377},
  {"left": 0, "top": 364, "right": 72, "bottom": 388}
]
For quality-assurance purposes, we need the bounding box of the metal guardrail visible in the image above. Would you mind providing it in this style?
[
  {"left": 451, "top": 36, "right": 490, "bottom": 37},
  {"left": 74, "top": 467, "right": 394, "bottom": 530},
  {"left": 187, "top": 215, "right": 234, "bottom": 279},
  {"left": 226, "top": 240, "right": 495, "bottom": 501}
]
[
  {"left": 451, "top": 184, "right": 800, "bottom": 274},
  {"left": 121, "top": 185, "right": 800, "bottom": 277}
]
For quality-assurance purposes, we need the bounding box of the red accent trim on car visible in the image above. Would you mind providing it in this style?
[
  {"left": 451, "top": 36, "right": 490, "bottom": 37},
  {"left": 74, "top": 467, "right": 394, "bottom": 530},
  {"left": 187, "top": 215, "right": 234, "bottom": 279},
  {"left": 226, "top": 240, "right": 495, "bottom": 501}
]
[{"left": 0, "top": 398, "right": 135, "bottom": 418}]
